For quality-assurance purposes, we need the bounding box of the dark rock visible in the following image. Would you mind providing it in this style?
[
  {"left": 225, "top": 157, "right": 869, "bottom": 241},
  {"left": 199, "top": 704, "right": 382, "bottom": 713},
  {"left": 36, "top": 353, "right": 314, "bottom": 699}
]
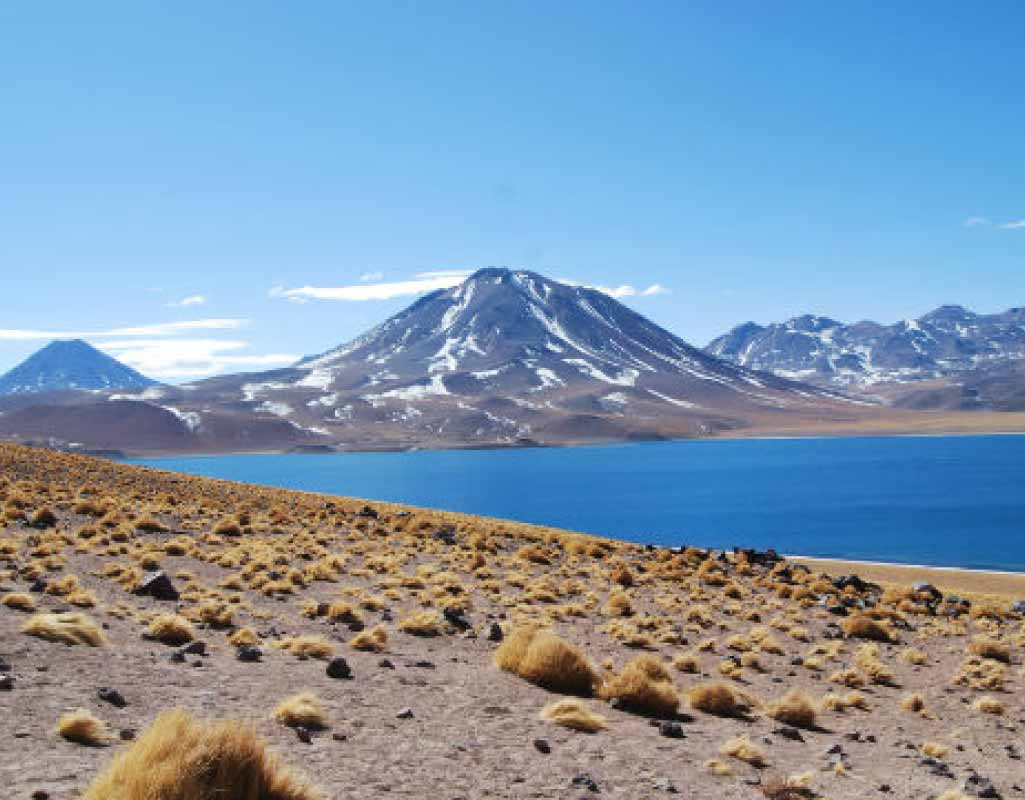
[
  {"left": 879, "top": 784, "right": 891, "bottom": 793},
  {"left": 346, "top": 620, "right": 365, "bottom": 632},
  {"left": 182, "top": 641, "right": 206, "bottom": 656},
  {"left": 236, "top": 645, "right": 262, "bottom": 662},
  {"left": 411, "top": 660, "right": 435, "bottom": 669},
  {"left": 396, "top": 707, "right": 414, "bottom": 719},
  {"left": 653, "top": 777, "right": 679, "bottom": 794},
  {"left": 31, "top": 792, "right": 50, "bottom": 800},
  {"left": 295, "top": 726, "right": 312, "bottom": 744},
  {"left": 97, "top": 687, "right": 127, "bottom": 708},
  {"left": 0, "top": 656, "right": 9, "bottom": 672},
  {"left": 533, "top": 738, "right": 551, "bottom": 754},
  {"left": 379, "top": 658, "right": 395, "bottom": 669},
  {"left": 443, "top": 607, "right": 472, "bottom": 631},
  {"left": 29, "top": 579, "right": 47, "bottom": 593},
  {"left": 1011, "top": 600, "right": 1025, "bottom": 615},
  {"left": 487, "top": 622, "right": 504, "bottom": 642},
  {"left": 920, "top": 757, "right": 954, "bottom": 778},
  {"left": 168, "top": 650, "right": 186, "bottom": 663},
  {"left": 773, "top": 726, "right": 804, "bottom": 742},
  {"left": 0, "top": 674, "right": 12, "bottom": 692},
  {"left": 326, "top": 657, "right": 352, "bottom": 680},
  {"left": 964, "top": 773, "right": 1001, "bottom": 799},
  {"left": 133, "top": 570, "right": 179, "bottom": 601},
  {"left": 119, "top": 728, "right": 136, "bottom": 741},
  {"left": 571, "top": 774, "right": 600, "bottom": 793},
  {"left": 356, "top": 505, "right": 379, "bottom": 519},
  {"left": 828, "top": 604, "right": 849, "bottom": 616},
  {"left": 434, "top": 528, "right": 457, "bottom": 546},
  {"left": 912, "top": 581, "right": 942, "bottom": 600},
  {"left": 658, "top": 721, "right": 685, "bottom": 739}
]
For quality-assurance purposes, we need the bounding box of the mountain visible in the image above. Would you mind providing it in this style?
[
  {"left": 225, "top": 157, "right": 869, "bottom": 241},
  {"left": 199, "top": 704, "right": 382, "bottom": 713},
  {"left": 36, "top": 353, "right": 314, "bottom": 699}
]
[
  {"left": 0, "top": 339, "right": 157, "bottom": 395},
  {"left": 111, "top": 267, "right": 850, "bottom": 453},
  {"left": 706, "top": 305, "right": 1025, "bottom": 404}
]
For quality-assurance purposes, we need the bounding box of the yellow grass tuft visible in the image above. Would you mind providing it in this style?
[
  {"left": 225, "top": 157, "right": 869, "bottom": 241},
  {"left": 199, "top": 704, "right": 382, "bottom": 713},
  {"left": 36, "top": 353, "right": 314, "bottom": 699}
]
[
  {"left": 967, "top": 637, "right": 1010, "bottom": 663},
  {"left": 146, "top": 614, "right": 196, "bottom": 646},
  {"left": 349, "top": 625, "right": 389, "bottom": 652},
  {"left": 599, "top": 655, "right": 679, "bottom": 717},
  {"left": 272, "top": 692, "right": 328, "bottom": 730},
  {"left": 921, "top": 741, "right": 950, "bottom": 759},
  {"left": 841, "top": 615, "right": 895, "bottom": 642},
  {"left": 494, "top": 625, "right": 598, "bottom": 696},
  {"left": 82, "top": 708, "right": 322, "bottom": 800},
  {"left": 901, "top": 692, "right": 925, "bottom": 713},
  {"left": 56, "top": 708, "right": 108, "bottom": 745},
  {"left": 2, "top": 592, "right": 36, "bottom": 611},
  {"left": 540, "top": 698, "right": 607, "bottom": 732},
  {"left": 720, "top": 735, "right": 766, "bottom": 767},
  {"left": 22, "top": 611, "right": 106, "bottom": 646},
  {"left": 972, "top": 695, "right": 1005, "bottom": 715},
  {"left": 688, "top": 681, "right": 748, "bottom": 717},
  {"left": 398, "top": 610, "right": 444, "bottom": 636},
  {"left": 765, "top": 689, "right": 817, "bottom": 729},
  {"left": 275, "top": 635, "right": 335, "bottom": 659}
]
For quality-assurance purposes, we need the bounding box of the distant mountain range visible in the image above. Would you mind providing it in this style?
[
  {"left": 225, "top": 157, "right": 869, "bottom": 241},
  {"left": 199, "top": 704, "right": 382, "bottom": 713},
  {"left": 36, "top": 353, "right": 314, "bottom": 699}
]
[
  {"left": 706, "top": 305, "right": 1025, "bottom": 409},
  {"left": 0, "top": 339, "right": 156, "bottom": 395},
  {"left": 0, "top": 268, "right": 855, "bottom": 454}
]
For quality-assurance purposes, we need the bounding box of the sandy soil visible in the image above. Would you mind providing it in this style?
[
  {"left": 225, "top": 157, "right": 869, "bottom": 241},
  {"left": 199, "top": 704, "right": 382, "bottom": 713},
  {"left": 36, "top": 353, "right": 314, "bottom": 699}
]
[{"left": 1, "top": 445, "right": 1024, "bottom": 800}]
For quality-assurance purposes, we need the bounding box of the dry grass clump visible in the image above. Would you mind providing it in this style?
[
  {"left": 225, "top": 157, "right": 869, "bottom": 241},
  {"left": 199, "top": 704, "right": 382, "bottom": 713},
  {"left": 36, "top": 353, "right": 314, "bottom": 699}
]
[
  {"left": 494, "top": 625, "right": 598, "bottom": 696},
  {"left": 688, "top": 681, "right": 748, "bottom": 717},
  {"left": 22, "top": 611, "right": 106, "bottom": 646},
  {"left": 720, "top": 735, "right": 766, "bottom": 766},
  {"left": 967, "top": 637, "right": 1010, "bottom": 663},
  {"left": 349, "top": 625, "right": 389, "bottom": 653},
  {"left": 540, "top": 698, "right": 607, "bottom": 732},
  {"left": 272, "top": 692, "right": 328, "bottom": 729},
  {"left": 82, "top": 708, "right": 322, "bottom": 800},
  {"left": 765, "top": 689, "right": 817, "bottom": 729},
  {"left": 56, "top": 708, "right": 109, "bottom": 746},
  {"left": 228, "top": 627, "right": 260, "bottom": 647},
  {"left": 761, "top": 772, "right": 815, "bottom": 800},
  {"left": 147, "top": 614, "right": 196, "bottom": 646},
  {"left": 2, "top": 592, "right": 36, "bottom": 611},
  {"left": 901, "top": 692, "right": 926, "bottom": 713},
  {"left": 599, "top": 655, "right": 679, "bottom": 716},
  {"left": 275, "top": 635, "right": 335, "bottom": 659},
  {"left": 921, "top": 741, "right": 950, "bottom": 759},
  {"left": 900, "top": 647, "right": 928, "bottom": 665},
  {"left": 841, "top": 615, "right": 895, "bottom": 642},
  {"left": 673, "top": 652, "right": 700, "bottom": 673},
  {"left": 972, "top": 695, "right": 1005, "bottom": 715},
  {"left": 398, "top": 610, "right": 444, "bottom": 636}
]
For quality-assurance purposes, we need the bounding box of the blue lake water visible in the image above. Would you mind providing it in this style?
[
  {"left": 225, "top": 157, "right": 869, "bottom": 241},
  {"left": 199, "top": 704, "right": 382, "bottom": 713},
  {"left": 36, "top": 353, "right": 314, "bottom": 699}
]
[{"left": 129, "top": 435, "right": 1025, "bottom": 572}]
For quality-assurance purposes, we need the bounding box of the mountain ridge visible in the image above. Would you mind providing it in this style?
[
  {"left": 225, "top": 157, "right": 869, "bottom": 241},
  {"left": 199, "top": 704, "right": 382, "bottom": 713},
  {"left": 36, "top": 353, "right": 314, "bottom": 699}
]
[{"left": 0, "top": 339, "right": 157, "bottom": 396}]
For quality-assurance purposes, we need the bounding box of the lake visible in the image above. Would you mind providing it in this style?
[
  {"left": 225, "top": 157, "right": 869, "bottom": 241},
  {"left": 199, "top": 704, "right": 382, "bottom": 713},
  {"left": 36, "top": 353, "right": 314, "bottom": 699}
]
[{"left": 129, "top": 435, "right": 1025, "bottom": 572}]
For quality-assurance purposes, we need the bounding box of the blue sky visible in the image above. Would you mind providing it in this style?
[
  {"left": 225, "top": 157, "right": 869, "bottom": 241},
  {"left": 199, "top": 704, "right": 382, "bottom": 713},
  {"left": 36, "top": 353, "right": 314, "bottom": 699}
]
[{"left": 1, "top": 1, "right": 1022, "bottom": 380}]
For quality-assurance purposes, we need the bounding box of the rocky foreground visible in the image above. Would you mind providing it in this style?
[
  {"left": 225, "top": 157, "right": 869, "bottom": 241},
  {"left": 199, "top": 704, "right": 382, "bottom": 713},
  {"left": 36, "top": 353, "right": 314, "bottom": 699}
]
[{"left": 1, "top": 444, "right": 1024, "bottom": 799}]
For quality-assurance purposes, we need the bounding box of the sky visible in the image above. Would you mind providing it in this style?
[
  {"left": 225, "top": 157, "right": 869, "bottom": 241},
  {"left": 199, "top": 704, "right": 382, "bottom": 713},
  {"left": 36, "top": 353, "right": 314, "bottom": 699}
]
[{"left": 1, "top": 1, "right": 1023, "bottom": 380}]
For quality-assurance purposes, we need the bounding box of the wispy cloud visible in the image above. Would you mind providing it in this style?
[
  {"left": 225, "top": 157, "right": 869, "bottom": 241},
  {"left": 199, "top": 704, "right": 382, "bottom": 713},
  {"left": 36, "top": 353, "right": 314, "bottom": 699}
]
[
  {"left": 166, "top": 294, "right": 207, "bottom": 308},
  {"left": 560, "top": 278, "right": 671, "bottom": 299},
  {"left": 271, "top": 270, "right": 473, "bottom": 303},
  {"left": 0, "top": 319, "right": 247, "bottom": 341},
  {"left": 964, "top": 216, "right": 1025, "bottom": 230},
  {"left": 97, "top": 338, "right": 298, "bottom": 380},
  {"left": 359, "top": 271, "right": 384, "bottom": 283},
  {"left": 641, "top": 283, "right": 670, "bottom": 296}
]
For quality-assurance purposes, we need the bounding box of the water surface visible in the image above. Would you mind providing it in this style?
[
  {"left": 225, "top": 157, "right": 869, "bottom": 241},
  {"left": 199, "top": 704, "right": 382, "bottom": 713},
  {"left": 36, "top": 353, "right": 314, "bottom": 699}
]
[{"left": 130, "top": 435, "right": 1025, "bottom": 571}]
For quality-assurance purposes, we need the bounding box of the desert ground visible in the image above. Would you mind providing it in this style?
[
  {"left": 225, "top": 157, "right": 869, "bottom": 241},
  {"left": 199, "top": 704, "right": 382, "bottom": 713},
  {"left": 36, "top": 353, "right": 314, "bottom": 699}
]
[{"left": 1, "top": 443, "right": 1023, "bottom": 800}]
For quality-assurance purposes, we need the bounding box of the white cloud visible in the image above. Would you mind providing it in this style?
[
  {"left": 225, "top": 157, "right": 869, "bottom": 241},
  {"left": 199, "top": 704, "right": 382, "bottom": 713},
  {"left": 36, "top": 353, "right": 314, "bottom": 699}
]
[
  {"left": 592, "top": 284, "right": 637, "bottom": 299},
  {"left": 359, "top": 271, "right": 384, "bottom": 283},
  {"left": 641, "top": 283, "right": 670, "bottom": 296},
  {"left": 271, "top": 270, "right": 473, "bottom": 303},
  {"left": 963, "top": 216, "right": 991, "bottom": 227},
  {"left": 167, "top": 294, "right": 206, "bottom": 308},
  {"left": 999, "top": 220, "right": 1025, "bottom": 230},
  {"left": 97, "top": 338, "right": 298, "bottom": 380},
  {"left": 0, "top": 319, "right": 247, "bottom": 341},
  {"left": 963, "top": 216, "right": 1025, "bottom": 230},
  {"left": 558, "top": 277, "right": 670, "bottom": 299}
]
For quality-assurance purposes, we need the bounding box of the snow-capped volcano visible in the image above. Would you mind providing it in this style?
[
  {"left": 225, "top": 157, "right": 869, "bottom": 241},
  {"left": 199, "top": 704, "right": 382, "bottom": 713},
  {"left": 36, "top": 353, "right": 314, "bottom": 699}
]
[
  {"left": 142, "top": 268, "right": 844, "bottom": 450},
  {"left": 0, "top": 339, "right": 157, "bottom": 396}
]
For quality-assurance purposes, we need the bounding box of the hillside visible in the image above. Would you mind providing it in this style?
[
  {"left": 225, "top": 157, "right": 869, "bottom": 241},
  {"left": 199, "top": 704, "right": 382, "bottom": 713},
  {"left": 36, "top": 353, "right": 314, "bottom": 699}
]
[{"left": 1, "top": 444, "right": 1024, "bottom": 799}]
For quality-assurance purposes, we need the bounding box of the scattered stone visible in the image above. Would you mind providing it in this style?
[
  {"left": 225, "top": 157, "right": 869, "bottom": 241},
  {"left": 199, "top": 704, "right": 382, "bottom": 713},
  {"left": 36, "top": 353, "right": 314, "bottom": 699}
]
[
  {"left": 653, "top": 777, "right": 679, "bottom": 794},
  {"left": 1011, "top": 600, "right": 1025, "bottom": 615},
  {"left": 443, "top": 607, "right": 472, "bottom": 631},
  {"left": 828, "top": 604, "right": 849, "bottom": 616},
  {"left": 920, "top": 757, "right": 954, "bottom": 779},
  {"left": 396, "top": 707, "right": 414, "bottom": 719},
  {"left": 411, "top": 660, "right": 436, "bottom": 669},
  {"left": 236, "top": 645, "right": 262, "bottom": 662},
  {"left": 774, "top": 726, "right": 804, "bottom": 742},
  {"left": 912, "top": 582, "right": 942, "bottom": 600},
  {"left": 29, "top": 579, "right": 47, "bottom": 593},
  {"left": 571, "top": 773, "right": 600, "bottom": 793},
  {"left": 487, "top": 622, "right": 504, "bottom": 642},
  {"left": 332, "top": 731, "right": 348, "bottom": 742},
  {"left": 356, "top": 505, "right": 379, "bottom": 519},
  {"left": 879, "top": 784, "right": 891, "bottom": 793},
  {"left": 0, "top": 656, "right": 9, "bottom": 672},
  {"left": 182, "top": 641, "right": 206, "bottom": 656},
  {"left": 168, "top": 650, "right": 186, "bottom": 663},
  {"left": 964, "top": 773, "right": 1001, "bottom": 799},
  {"left": 659, "top": 721, "right": 685, "bottom": 739},
  {"left": 0, "top": 674, "right": 12, "bottom": 692},
  {"left": 97, "top": 687, "right": 127, "bottom": 708},
  {"left": 379, "top": 659, "right": 395, "bottom": 670},
  {"left": 119, "top": 728, "right": 136, "bottom": 741},
  {"left": 31, "top": 792, "right": 50, "bottom": 800},
  {"left": 295, "top": 726, "right": 312, "bottom": 744},
  {"left": 133, "top": 570, "right": 180, "bottom": 601},
  {"left": 326, "top": 657, "right": 352, "bottom": 680},
  {"left": 533, "top": 738, "right": 551, "bottom": 754}
]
